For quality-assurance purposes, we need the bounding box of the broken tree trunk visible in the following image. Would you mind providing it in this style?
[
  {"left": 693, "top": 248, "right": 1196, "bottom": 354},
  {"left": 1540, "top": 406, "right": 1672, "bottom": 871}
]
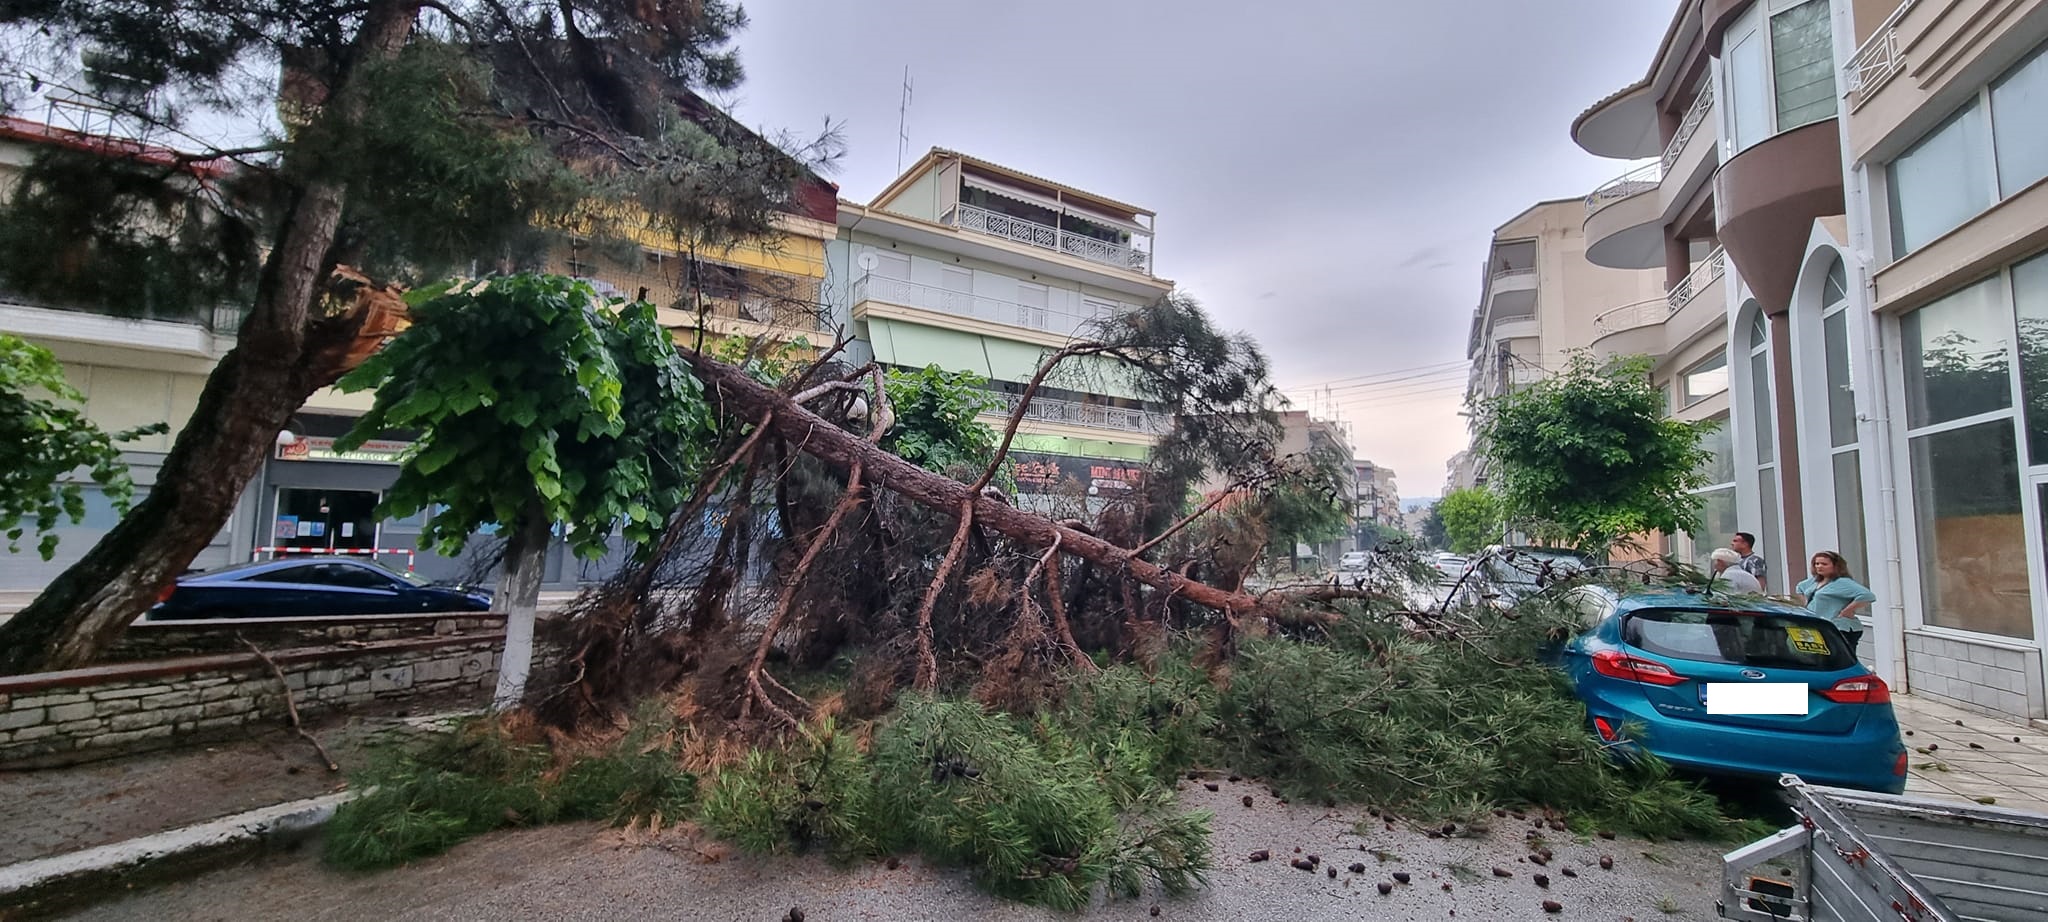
[{"left": 681, "top": 352, "right": 1284, "bottom": 620}]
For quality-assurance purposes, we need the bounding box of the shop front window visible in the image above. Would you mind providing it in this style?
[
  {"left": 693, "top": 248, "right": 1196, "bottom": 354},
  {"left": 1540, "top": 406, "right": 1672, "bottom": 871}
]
[{"left": 1908, "top": 421, "right": 2030, "bottom": 638}]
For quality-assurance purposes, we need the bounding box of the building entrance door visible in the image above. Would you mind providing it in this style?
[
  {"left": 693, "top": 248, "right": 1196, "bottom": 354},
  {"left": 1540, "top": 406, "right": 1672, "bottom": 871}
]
[{"left": 273, "top": 488, "right": 380, "bottom": 552}]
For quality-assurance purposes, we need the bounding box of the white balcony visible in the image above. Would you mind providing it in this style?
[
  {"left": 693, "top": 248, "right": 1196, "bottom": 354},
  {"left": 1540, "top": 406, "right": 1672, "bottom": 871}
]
[
  {"left": 1584, "top": 162, "right": 1662, "bottom": 216},
  {"left": 853, "top": 275, "right": 1115, "bottom": 340},
  {"left": 1844, "top": 0, "right": 1917, "bottom": 109},
  {"left": 1661, "top": 82, "right": 1715, "bottom": 173},
  {"left": 947, "top": 203, "right": 1153, "bottom": 275},
  {"left": 985, "top": 390, "right": 1167, "bottom": 435},
  {"left": 1589, "top": 250, "right": 1727, "bottom": 361}
]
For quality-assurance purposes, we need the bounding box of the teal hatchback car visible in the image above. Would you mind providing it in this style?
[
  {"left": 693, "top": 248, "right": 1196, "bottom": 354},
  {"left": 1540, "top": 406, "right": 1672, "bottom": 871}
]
[{"left": 1555, "top": 586, "right": 1908, "bottom": 794}]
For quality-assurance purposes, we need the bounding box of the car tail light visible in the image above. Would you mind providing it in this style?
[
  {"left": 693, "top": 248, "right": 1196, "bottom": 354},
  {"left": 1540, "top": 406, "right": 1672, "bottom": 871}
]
[
  {"left": 155, "top": 583, "right": 177, "bottom": 604},
  {"left": 1818, "top": 675, "right": 1891, "bottom": 704},
  {"left": 1593, "top": 717, "right": 1619, "bottom": 742},
  {"left": 1591, "top": 650, "right": 1685, "bottom": 686},
  {"left": 1894, "top": 751, "right": 1908, "bottom": 777}
]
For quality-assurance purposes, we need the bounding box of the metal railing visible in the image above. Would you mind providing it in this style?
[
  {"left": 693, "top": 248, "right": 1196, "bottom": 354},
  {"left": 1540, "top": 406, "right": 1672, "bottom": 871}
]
[
  {"left": 854, "top": 275, "right": 1112, "bottom": 338},
  {"left": 987, "top": 390, "right": 1167, "bottom": 434},
  {"left": 1592, "top": 249, "right": 1726, "bottom": 338},
  {"left": 1584, "top": 161, "right": 1662, "bottom": 216},
  {"left": 949, "top": 203, "right": 1153, "bottom": 274},
  {"left": 1845, "top": 0, "right": 1916, "bottom": 107},
  {"left": 1665, "top": 248, "right": 1726, "bottom": 312},
  {"left": 1490, "top": 266, "right": 1537, "bottom": 282},
  {"left": 1661, "top": 81, "right": 1715, "bottom": 172}
]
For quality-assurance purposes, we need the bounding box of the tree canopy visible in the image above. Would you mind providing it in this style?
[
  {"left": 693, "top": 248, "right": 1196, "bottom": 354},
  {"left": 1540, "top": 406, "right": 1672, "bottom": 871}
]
[
  {"left": 1434, "top": 487, "right": 1501, "bottom": 555},
  {"left": 1475, "top": 353, "right": 1716, "bottom": 554},
  {"left": 334, "top": 273, "right": 713, "bottom": 560},
  {"left": 0, "top": 334, "right": 164, "bottom": 559}
]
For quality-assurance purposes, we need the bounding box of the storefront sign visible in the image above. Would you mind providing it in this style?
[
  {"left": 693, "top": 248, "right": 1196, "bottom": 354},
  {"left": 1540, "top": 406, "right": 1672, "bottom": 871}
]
[
  {"left": 276, "top": 435, "right": 411, "bottom": 465},
  {"left": 1010, "top": 453, "right": 1147, "bottom": 495}
]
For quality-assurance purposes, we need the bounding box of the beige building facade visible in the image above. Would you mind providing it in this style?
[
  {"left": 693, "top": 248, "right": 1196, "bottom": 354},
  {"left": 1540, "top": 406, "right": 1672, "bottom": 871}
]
[{"left": 1570, "top": 0, "right": 2048, "bottom": 722}]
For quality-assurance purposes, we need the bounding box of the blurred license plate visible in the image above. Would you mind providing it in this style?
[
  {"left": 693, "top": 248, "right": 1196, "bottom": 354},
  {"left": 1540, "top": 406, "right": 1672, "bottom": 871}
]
[{"left": 1705, "top": 683, "right": 1809, "bottom": 715}]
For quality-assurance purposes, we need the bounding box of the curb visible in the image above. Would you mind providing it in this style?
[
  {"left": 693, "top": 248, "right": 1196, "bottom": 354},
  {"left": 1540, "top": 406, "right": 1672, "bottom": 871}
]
[{"left": 0, "top": 791, "right": 355, "bottom": 920}]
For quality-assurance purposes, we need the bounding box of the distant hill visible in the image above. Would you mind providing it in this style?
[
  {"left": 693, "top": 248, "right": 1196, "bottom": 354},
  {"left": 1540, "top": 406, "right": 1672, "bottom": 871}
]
[{"left": 1401, "top": 497, "right": 1437, "bottom": 512}]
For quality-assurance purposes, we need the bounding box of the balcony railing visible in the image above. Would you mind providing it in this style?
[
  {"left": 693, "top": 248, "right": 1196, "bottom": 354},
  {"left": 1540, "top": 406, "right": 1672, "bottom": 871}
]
[
  {"left": 1661, "top": 81, "right": 1715, "bottom": 172},
  {"left": 986, "top": 391, "right": 1167, "bottom": 435},
  {"left": 1584, "top": 162, "right": 1661, "bottom": 216},
  {"left": 1664, "top": 248, "right": 1726, "bottom": 312},
  {"left": 1845, "top": 0, "right": 1917, "bottom": 108},
  {"left": 1592, "top": 249, "right": 1726, "bottom": 338},
  {"left": 948, "top": 203, "right": 1153, "bottom": 274},
  {"left": 854, "top": 275, "right": 1111, "bottom": 339},
  {"left": 1, "top": 287, "right": 248, "bottom": 337},
  {"left": 1490, "top": 266, "right": 1537, "bottom": 282}
]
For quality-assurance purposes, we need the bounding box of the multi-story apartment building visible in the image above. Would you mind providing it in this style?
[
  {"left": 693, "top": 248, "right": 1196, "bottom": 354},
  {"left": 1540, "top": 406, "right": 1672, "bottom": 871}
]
[
  {"left": 1354, "top": 461, "right": 1401, "bottom": 533},
  {"left": 0, "top": 97, "right": 840, "bottom": 595},
  {"left": 1455, "top": 199, "right": 1667, "bottom": 491},
  {"left": 827, "top": 149, "right": 1172, "bottom": 514},
  {"left": 1571, "top": 0, "right": 2048, "bottom": 721}
]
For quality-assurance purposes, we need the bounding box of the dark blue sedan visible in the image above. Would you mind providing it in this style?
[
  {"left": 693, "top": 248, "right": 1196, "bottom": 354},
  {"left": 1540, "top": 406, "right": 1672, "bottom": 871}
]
[
  {"left": 147, "top": 557, "right": 492, "bottom": 620},
  {"left": 1556, "top": 586, "right": 1908, "bottom": 794}
]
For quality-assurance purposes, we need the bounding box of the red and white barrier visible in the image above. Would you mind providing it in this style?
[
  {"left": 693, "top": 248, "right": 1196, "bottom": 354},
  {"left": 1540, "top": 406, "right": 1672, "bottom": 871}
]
[{"left": 251, "top": 546, "right": 417, "bottom": 573}]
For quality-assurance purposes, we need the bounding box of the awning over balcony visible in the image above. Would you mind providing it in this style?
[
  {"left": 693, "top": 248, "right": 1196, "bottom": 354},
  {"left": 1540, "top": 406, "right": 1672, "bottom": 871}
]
[
  {"left": 962, "top": 173, "right": 1150, "bottom": 236},
  {"left": 863, "top": 316, "right": 1142, "bottom": 400}
]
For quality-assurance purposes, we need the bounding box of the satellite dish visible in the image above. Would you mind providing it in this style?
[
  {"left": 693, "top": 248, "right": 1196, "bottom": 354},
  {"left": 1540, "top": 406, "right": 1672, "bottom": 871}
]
[{"left": 857, "top": 252, "right": 880, "bottom": 272}]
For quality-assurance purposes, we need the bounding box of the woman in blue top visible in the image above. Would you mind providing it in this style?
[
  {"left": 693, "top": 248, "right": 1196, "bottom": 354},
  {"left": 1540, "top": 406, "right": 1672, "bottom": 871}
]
[{"left": 1795, "top": 551, "right": 1878, "bottom": 651}]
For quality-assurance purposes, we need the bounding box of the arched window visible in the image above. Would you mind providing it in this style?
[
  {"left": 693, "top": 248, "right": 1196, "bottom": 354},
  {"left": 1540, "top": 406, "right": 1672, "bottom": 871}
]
[{"left": 1819, "top": 258, "right": 1868, "bottom": 578}]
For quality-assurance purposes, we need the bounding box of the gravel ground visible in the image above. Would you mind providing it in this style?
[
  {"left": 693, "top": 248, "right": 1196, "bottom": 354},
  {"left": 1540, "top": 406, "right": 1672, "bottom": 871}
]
[{"left": 67, "top": 777, "right": 1737, "bottom": 921}]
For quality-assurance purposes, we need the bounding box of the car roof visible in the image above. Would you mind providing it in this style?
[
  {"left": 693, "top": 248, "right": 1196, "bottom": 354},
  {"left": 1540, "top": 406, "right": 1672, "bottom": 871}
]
[
  {"left": 183, "top": 556, "right": 398, "bottom": 583},
  {"left": 1607, "top": 587, "right": 1815, "bottom": 617}
]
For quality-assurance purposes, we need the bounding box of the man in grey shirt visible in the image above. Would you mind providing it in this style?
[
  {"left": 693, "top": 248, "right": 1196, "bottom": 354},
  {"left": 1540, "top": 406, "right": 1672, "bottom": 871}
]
[
  {"left": 1732, "top": 531, "right": 1767, "bottom": 588},
  {"left": 1710, "top": 548, "right": 1765, "bottom": 594}
]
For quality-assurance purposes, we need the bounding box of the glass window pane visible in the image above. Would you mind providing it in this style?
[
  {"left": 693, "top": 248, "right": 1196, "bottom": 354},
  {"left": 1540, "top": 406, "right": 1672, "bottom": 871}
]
[
  {"left": 1752, "top": 348, "right": 1776, "bottom": 464},
  {"left": 1729, "top": 31, "right": 1772, "bottom": 152},
  {"left": 1900, "top": 275, "right": 2012, "bottom": 429},
  {"left": 1759, "top": 471, "right": 1781, "bottom": 592},
  {"left": 1886, "top": 101, "right": 1992, "bottom": 255},
  {"left": 1992, "top": 43, "right": 2048, "bottom": 197},
  {"left": 1688, "top": 486, "right": 1740, "bottom": 569},
  {"left": 1748, "top": 310, "right": 1768, "bottom": 349},
  {"left": 1825, "top": 309, "right": 1858, "bottom": 447},
  {"left": 1823, "top": 258, "right": 1849, "bottom": 307},
  {"left": 1771, "top": 1, "right": 1838, "bottom": 131},
  {"left": 1682, "top": 351, "right": 1729, "bottom": 404},
  {"left": 1700, "top": 415, "right": 1735, "bottom": 486},
  {"left": 2014, "top": 252, "right": 2048, "bottom": 463},
  {"left": 1832, "top": 449, "right": 1869, "bottom": 582},
  {"left": 1910, "top": 421, "right": 2031, "bottom": 638}
]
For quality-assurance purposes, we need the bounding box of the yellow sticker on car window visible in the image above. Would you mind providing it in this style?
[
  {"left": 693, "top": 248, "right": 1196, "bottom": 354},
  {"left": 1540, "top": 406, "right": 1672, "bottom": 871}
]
[{"left": 1787, "top": 627, "right": 1830, "bottom": 655}]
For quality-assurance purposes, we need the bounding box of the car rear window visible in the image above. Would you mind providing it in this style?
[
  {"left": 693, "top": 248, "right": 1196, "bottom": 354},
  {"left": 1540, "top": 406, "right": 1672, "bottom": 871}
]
[{"left": 1622, "top": 608, "right": 1856, "bottom": 671}]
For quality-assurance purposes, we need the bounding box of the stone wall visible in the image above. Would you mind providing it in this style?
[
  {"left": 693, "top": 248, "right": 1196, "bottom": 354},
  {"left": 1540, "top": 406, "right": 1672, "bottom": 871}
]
[
  {"left": 0, "top": 635, "right": 506, "bottom": 769},
  {"left": 1904, "top": 630, "right": 2048, "bottom": 720},
  {"left": 102, "top": 613, "right": 507, "bottom": 662}
]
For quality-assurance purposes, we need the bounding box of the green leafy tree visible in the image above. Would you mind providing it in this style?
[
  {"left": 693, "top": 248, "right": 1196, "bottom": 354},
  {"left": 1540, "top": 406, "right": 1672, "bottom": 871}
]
[
  {"left": 0, "top": 0, "right": 837, "bottom": 672},
  {"left": 882, "top": 365, "right": 1000, "bottom": 478},
  {"left": 1435, "top": 487, "right": 1502, "bottom": 554},
  {"left": 335, "top": 274, "right": 714, "bottom": 707},
  {"left": 1418, "top": 502, "right": 1449, "bottom": 550},
  {"left": 1476, "top": 353, "right": 1716, "bottom": 555},
  {"left": 1259, "top": 443, "right": 1351, "bottom": 566},
  {"left": 0, "top": 334, "right": 166, "bottom": 559}
]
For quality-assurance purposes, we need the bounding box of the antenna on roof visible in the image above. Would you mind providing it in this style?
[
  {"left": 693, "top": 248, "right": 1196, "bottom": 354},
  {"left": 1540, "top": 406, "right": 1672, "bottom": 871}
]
[{"left": 896, "top": 65, "right": 914, "bottom": 174}]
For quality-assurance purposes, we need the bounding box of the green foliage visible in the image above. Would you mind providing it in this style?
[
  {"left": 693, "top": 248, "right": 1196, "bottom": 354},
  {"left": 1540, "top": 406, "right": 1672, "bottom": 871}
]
[
  {"left": 1419, "top": 502, "right": 1449, "bottom": 550},
  {"left": 1212, "top": 598, "right": 1752, "bottom": 840},
  {"left": 869, "top": 697, "right": 1212, "bottom": 909},
  {"left": 0, "top": 150, "right": 261, "bottom": 322},
  {"left": 882, "top": 365, "right": 999, "bottom": 478},
  {"left": 336, "top": 274, "right": 714, "bottom": 559},
  {"left": 1477, "top": 353, "right": 1717, "bottom": 554},
  {"left": 324, "top": 714, "right": 695, "bottom": 870},
  {"left": 1436, "top": 487, "right": 1503, "bottom": 555},
  {"left": 698, "top": 718, "right": 878, "bottom": 861},
  {"left": 0, "top": 335, "right": 165, "bottom": 558},
  {"left": 1258, "top": 452, "right": 1352, "bottom": 559},
  {"left": 1057, "top": 655, "right": 1218, "bottom": 788}
]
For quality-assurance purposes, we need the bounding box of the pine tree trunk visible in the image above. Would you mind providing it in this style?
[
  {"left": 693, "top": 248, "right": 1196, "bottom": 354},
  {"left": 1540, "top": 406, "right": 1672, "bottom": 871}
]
[
  {"left": 491, "top": 497, "right": 551, "bottom": 711},
  {"left": 0, "top": 0, "right": 422, "bottom": 676}
]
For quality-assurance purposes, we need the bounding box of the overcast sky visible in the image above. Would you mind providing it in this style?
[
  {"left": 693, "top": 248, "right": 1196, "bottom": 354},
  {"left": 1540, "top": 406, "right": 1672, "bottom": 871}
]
[{"left": 723, "top": 0, "right": 1677, "bottom": 500}]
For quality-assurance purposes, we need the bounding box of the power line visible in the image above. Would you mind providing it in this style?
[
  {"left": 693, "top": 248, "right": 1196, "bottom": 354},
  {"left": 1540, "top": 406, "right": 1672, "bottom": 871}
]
[
  {"left": 1282, "top": 359, "right": 1467, "bottom": 390},
  {"left": 1280, "top": 367, "right": 1467, "bottom": 398}
]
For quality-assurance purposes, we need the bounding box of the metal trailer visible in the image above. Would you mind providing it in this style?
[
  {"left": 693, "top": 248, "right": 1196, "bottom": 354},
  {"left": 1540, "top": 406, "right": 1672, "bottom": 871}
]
[{"left": 1720, "top": 775, "right": 2048, "bottom": 921}]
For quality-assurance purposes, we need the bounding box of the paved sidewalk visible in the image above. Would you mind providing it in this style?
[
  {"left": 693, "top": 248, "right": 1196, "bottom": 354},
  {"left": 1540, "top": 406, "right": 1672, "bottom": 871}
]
[
  {"left": 1895, "top": 693, "right": 2048, "bottom": 813},
  {"left": 0, "top": 712, "right": 461, "bottom": 867}
]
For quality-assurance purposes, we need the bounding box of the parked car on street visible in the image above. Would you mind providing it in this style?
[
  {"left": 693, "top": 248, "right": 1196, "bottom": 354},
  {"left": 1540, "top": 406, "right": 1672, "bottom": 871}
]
[
  {"left": 147, "top": 557, "right": 493, "bottom": 620},
  {"left": 1465, "top": 546, "right": 1595, "bottom": 609},
  {"left": 1553, "top": 586, "right": 1907, "bottom": 794},
  {"left": 1430, "top": 552, "right": 1468, "bottom": 583}
]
